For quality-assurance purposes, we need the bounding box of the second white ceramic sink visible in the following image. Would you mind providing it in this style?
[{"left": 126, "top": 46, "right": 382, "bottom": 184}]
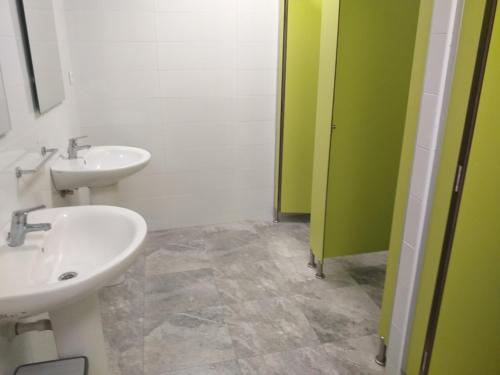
[
  {"left": 51, "top": 146, "right": 151, "bottom": 190},
  {"left": 0, "top": 205, "right": 147, "bottom": 321}
]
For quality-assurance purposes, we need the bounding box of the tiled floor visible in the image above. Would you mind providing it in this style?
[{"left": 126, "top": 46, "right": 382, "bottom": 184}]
[{"left": 100, "top": 221, "right": 387, "bottom": 375}]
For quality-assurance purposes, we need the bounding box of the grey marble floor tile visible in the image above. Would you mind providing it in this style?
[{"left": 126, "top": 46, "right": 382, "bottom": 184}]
[
  {"left": 204, "top": 223, "right": 263, "bottom": 251},
  {"left": 285, "top": 255, "right": 319, "bottom": 279},
  {"left": 144, "top": 227, "right": 210, "bottom": 255},
  {"left": 145, "top": 268, "right": 221, "bottom": 332},
  {"left": 100, "top": 256, "right": 145, "bottom": 375},
  {"left": 144, "top": 306, "right": 236, "bottom": 375},
  {"left": 100, "top": 257, "right": 145, "bottom": 320},
  {"left": 360, "top": 284, "right": 385, "bottom": 308},
  {"left": 223, "top": 297, "right": 319, "bottom": 358},
  {"left": 259, "top": 223, "right": 310, "bottom": 259},
  {"left": 345, "top": 265, "right": 387, "bottom": 290},
  {"left": 213, "top": 260, "right": 280, "bottom": 304},
  {"left": 258, "top": 222, "right": 310, "bottom": 243},
  {"left": 100, "top": 221, "right": 387, "bottom": 375},
  {"left": 337, "top": 251, "right": 388, "bottom": 268},
  {"left": 105, "top": 326, "right": 144, "bottom": 375},
  {"left": 264, "top": 235, "right": 310, "bottom": 259},
  {"left": 209, "top": 240, "right": 272, "bottom": 267},
  {"left": 291, "top": 264, "right": 358, "bottom": 294},
  {"left": 323, "top": 335, "right": 385, "bottom": 374},
  {"left": 213, "top": 258, "right": 311, "bottom": 304},
  {"left": 146, "top": 241, "right": 209, "bottom": 276},
  {"left": 294, "top": 285, "right": 380, "bottom": 344},
  {"left": 238, "top": 345, "right": 365, "bottom": 375},
  {"left": 165, "top": 360, "right": 241, "bottom": 375}
]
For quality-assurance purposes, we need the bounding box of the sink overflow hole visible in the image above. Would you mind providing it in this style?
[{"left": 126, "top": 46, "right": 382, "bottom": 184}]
[{"left": 58, "top": 271, "right": 78, "bottom": 281}]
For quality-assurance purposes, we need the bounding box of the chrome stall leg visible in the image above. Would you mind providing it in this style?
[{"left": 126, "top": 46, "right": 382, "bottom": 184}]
[
  {"left": 315, "top": 260, "right": 325, "bottom": 279},
  {"left": 308, "top": 249, "right": 317, "bottom": 268},
  {"left": 273, "top": 208, "right": 280, "bottom": 223},
  {"left": 375, "top": 336, "right": 387, "bottom": 366}
]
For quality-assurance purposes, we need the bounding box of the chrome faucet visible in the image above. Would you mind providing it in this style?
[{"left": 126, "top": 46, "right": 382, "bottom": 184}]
[
  {"left": 67, "top": 136, "right": 91, "bottom": 159},
  {"left": 7, "top": 205, "right": 52, "bottom": 247}
]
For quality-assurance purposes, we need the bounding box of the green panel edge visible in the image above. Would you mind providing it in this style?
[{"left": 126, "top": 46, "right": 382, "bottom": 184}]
[
  {"left": 405, "top": 1, "right": 489, "bottom": 374},
  {"left": 279, "top": 0, "right": 323, "bottom": 214},
  {"left": 310, "top": 0, "right": 340, "bottom": 259},
  {"left": 378, "top": 0, "right": 434, "bottom": 341}
]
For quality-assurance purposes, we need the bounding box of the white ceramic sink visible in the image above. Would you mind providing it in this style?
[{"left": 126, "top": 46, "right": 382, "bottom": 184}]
[
  {"left": 51, "top": 146, "right": 151, "bottom": 190},
  {"left": 0, "top": 205, "right": 147, "bottom": 321}
]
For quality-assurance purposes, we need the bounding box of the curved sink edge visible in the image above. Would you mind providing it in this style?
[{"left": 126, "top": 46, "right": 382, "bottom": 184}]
[{"left": 0, "top": 205, "right": 148, "bottom": 319}]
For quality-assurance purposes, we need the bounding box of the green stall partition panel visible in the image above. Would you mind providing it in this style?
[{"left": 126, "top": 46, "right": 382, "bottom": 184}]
[
  {"left": 378, "top": 0, "right": 434, "bottom": 343},
  {"left": 310, "top": 0, "right": 340, "bottom": 259},
  {"left": 276, "top": 0, "right": 322, "bottom": 215},
  {"left": 406, "top": 1, "right": 500, "bottom": 374},
  {"left": 322, "top": 0, "right": 420, "bottom": 258}
]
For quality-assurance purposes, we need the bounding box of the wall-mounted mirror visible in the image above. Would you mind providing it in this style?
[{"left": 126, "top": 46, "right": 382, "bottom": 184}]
[
  {"left": 0, "top": 66, "right": 12, "bottom": 136},
  {"left": 19, "top": 0, "right": 65, "bottom": 114}
]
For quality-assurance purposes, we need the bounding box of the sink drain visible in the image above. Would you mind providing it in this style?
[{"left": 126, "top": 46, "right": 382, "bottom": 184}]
[{"left": 58, "top": 271, "right": 78, "bottom": 281}]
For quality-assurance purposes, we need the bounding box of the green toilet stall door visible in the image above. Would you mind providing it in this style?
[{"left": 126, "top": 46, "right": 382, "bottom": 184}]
[
  {"left": 275, "top": 0, "right": 322, "bottom": 216},
  {"left": 310, "top": 0, "right": 420, "bottom": 264},
  {"left": 406, "top": 1, "right": 500, "bottom": 374}
]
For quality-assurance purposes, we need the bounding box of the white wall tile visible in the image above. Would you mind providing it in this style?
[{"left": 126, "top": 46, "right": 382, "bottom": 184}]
[
  {"left": 156, "top": 0, "right": 203, "bottom": 12},
  {"left": 77, "top": 70, "right": 160, "bottom": 99},
  {"left": 71, "top": 42, "right": 158, "bottom": 73},
  {"left": 67, "top": 0, "right": 279, "bottom": 229},
  {"left": 201, "top": 12, "right": 238, "bottom": 42},
  {"left": 159, "top": 70, "right": 237, "bottom": 98},
  {"left": 403, "top": 196, "right": 423, "bottom": 248},
  {"left": 158, "top": 42, "right": 236, "bottom": 70},
  {"left": 156, "top": 12, "right": 204, "bottom": 42},
  {"left": 236, "top": 96, "right": 276, "bottom": 122},
  {"left": 417, "top": 93, "right": 440, "bottom": 149},
  {"left": 431, "top": 0, "right": 456, "bottom": 34},
  {"left": 391, "top": 243, "right": 416, "bottom": 331},
  {"left": 239, "top": 0, "right": 279, "bottom": 14},
  {"left": 237, "top": 70, "right": 277, "bottom": 96},
  {"left": 238, "top": 42, "right": 279, "bottom": 70},
  {"left": 156, "top": 0, "right": 236, "bottom": 13},
  {"left": 238, "top": 12, "right": 279, "bottom": 42},
  {"left": 64, "top": 0, "right": 156, "bottom": 11},
  {"left": 157, "top": 11, "right": 237, "bottom": 42},
  {"left": 67, "top": 11, "right": 156, "bottom": 42},
  {"left": 423, "top": 33, "right": 447, "bottom": 95},
  {"left": 408, "top": 146, "right": 432, "bottom": 201},
  {"left": 161, "top": 97, "right": 237, "bottom": 123}
]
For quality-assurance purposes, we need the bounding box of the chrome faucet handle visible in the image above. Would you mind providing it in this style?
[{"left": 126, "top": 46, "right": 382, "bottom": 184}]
[
  {"left": 70, "top": 135, "right": 88, "bottom": 141},
  {"left": 69, "top": 136, "right": 88, "bottom": 145},
  {"left": 67, "top": 136, "right": 91, "bottom": 159},
  {"left": 12, "top": 205, "right": 46, "bottom": 217}
]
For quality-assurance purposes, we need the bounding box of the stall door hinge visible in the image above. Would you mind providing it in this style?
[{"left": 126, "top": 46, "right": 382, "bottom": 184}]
[{"left": 331, "top": 123, "right": 337, "bottom": 130}]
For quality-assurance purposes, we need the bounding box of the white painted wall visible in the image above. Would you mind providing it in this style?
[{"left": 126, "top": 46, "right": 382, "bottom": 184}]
[
  {"left": 64, "top": 0, "right": 280, "bottom": 230},
  {"left": 386, "top": 0, "right": 464, "bottom": 372},
  {"left": 0, "top": 0, "right": 79, "bottom": 373}
]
